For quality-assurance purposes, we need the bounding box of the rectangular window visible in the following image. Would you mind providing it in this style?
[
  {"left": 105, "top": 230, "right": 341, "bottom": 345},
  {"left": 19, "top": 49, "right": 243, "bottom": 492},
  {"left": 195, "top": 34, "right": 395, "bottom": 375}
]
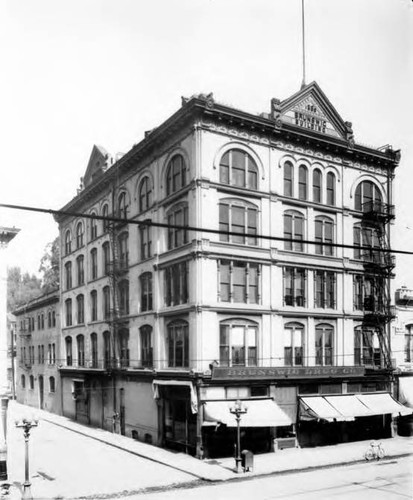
[
  {"left": 219, "top": 323, "right": 257, "bottom": 367},
  {"left": 164, "top": 262, "right": 188, "bottom": 306},
  {"left": 140, "top": 226, "right": 152, "bottom": 260},
  {"left": 284, "top": 326, "right": 303, "bottom": 366},
  {"left": 404, "top": 331, "right": 413, "bottom": 363},
  {"left": 284, "top": 268, "right": 306, "bottom": 307},
  {"left": 314, "top": 271, "right": 336, "bottom": 309},
  {"left": 315, "top": 219, "right": 334, "bottom": 256},
  {"left": 91, "top": 249, "right": 98, "bottom": 280},
  {"left": 218, "top": 260, "right": 260, "bottom": 304},
  {"left": 219, "top": 203, "right": 258, "bottom": 246},
  {"left": 168, "top": 206, "right": 188, "bottom": 249}
]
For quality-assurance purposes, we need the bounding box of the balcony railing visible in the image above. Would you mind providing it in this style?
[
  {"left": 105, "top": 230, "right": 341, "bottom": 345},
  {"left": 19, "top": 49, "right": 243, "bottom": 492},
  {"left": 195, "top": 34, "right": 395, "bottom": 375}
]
[
  {"left": 107, "top": 259, "right": 129, "bottom": 275},
  {"left": 362, "top": 250, "right": 395, "bottom": 270},
  {"left": 361, "top": 200, "right": 395, "bottom": 221}
]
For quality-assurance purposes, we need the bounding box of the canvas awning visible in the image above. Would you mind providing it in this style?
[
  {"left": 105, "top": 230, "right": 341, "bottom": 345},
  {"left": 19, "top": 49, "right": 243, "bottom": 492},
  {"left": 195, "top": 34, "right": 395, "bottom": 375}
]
[
  {"left": 300, "top": 396, "right": 351, "bottom": 422},
  {"left": 152, "top": 380, "right": 198, "bottom": 413},
  {"left": 398, "top": 376, "right": 413, "bottom": 409},
  {"left": 203, "top": 399, "right": 292, "bottom": 427},
  {"left": 356, "top": 393, "right": 413, "bottom": 417},
  {"left": 299, "top": 393, "right": 413, "bottom": 422}
]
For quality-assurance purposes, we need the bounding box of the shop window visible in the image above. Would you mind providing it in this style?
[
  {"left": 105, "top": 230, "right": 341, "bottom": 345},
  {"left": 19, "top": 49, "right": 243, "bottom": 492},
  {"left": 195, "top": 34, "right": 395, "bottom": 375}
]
[
  {"left": 312, "top": 168, "right": 322, "bottom": 203},
  {"left": 218, "top": 260, "right": 260, "bottom": 304},
  {"left": 167, "top": 204, "right": 188, "bottom": 249},
  {"left": 315, "top": 324, "right": 334, "bottom": 366},
  {"left": 283, "top": 161, "right": 293, "bottom": 197},
  {"left": 164, "top": 261, "right": 188, "bottom": 306},
  {"left": 219, "top": 200, "right": 258, "bottom": 245},
  {"left": 284, "top": 322, "right": 304, "bottom": 366},
  {"left": 314, "top": 270, "right": 336, "bottom": 308},
  {"left": 139, "top": 176, "right": 153, "bottom": 212},
  {"left": 167, "top": 320, "right": 189, "bottom": 368},
  {"left": 284, "top": 210, "right": 305, "bottom": 252},
  {"left": 250, "top": 386, "right": 268, "bottom": 397},
  {"left": 140, "top": 325, "right": 153, "bottom": 368},
  {"left": 298, "top": 384, "right": 319, "bottom": 394},
  {"left": 219, "top": 320, "right": 257, "bottom": 367},
  {"left": 166, "top": 154, "right": 186, "bottom": 195},
  {"left": 226, "top": 387, "right": 249, "bottom": 399},
  {"left": 355, "top": 180, "right": 382, "bottom": 212},
  {"left": 347, "top": 382, "right": 361, "bottom": 394},
  {"left": 319, "top": 384, "right": 341, "bottom": 394},
  {"left": 219, "top": 149, "right": 258, "bottom": 190},
  {"left": 283, "top": 267, "right": 306, "bottom": 306},
  {"left": 314, "top": 216, "right": 334, "bottom": 256}
]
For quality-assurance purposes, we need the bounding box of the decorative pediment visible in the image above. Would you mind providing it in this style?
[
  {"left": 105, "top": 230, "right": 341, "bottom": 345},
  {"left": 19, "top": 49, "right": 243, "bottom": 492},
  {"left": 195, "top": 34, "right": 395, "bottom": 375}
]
[
  {"left": 83, "top": 145, "right": 112, "bottom": 188},
  {"left": 271, "top": 82, "right": 353, "bottom": 141}
]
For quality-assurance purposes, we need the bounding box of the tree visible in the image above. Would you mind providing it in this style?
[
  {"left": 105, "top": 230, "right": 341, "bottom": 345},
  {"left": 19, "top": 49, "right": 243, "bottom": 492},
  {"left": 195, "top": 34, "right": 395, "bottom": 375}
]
[
  {"left": 7, "top": 266, "right": 42, "bottom": 312},
  {"left": 39, "top": 236, "right": 60, "bottom": 293}
]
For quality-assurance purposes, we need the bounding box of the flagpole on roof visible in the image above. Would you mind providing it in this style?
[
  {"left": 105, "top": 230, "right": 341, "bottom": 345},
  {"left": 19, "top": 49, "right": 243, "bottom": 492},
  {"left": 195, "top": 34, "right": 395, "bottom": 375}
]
[{"left": 301, "top": 0, "right": 306, "bottom": 88}]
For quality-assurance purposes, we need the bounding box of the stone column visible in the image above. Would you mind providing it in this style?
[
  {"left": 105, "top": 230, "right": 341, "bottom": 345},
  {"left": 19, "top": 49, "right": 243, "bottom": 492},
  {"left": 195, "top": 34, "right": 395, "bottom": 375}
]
[{"left": 0, "top": 227, "right": 19, "bottom": 481}]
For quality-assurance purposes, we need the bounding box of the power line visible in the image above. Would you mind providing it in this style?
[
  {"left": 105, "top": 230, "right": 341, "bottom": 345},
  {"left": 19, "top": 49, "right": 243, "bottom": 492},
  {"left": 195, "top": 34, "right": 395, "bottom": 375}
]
[{"left": 1, "top": 202, "right": 412, "bottom": 255}]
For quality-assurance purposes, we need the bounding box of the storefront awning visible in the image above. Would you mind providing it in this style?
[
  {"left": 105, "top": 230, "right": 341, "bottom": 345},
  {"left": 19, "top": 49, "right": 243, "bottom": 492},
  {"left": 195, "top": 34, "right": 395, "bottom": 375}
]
[
  {"left": 152, "top": 380, "right": 198, "bottom": 413},
  {"left": 398, "top": 376, "right": 413, "bottom": 409},
  {"left": 299, "top": 393, "right": 413, "bottom": 422},
  {"left": 299, "top": 396, "right": 351, "bottom": 422},
  {"left": 203, "top": 399, "right": 293, "bottom": 427},
  {"left": 356, "top": 393, "right": 413, "bottom": 417}
]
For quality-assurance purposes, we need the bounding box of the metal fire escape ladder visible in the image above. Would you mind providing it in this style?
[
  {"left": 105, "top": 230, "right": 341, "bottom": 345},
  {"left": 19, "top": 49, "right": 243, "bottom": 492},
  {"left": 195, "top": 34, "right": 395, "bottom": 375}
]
[{"left": 361, "top": 199, "right": 395, "bottom": 370}]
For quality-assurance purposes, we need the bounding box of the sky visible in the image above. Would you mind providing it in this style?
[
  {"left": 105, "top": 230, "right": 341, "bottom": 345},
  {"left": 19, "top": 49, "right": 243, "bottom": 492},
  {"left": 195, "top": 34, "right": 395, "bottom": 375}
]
[{"left": 0, "top": 0, "right": 412, "bottom": 290}]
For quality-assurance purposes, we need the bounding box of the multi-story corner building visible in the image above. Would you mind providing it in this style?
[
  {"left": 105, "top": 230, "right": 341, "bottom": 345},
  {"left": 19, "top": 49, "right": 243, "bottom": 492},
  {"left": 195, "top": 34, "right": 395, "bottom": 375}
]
[
  {"left": 14, "top": 289, "right": 61, "bottom": 414},
  {"left": 55, "top": 82, "right": 410, "bottom": 458}
]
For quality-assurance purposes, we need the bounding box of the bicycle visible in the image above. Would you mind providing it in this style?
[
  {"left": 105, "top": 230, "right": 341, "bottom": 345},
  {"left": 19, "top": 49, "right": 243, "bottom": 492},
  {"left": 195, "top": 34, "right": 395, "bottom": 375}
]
[{"left": 364, "top": 440, "right": 385, "bottom": 461}]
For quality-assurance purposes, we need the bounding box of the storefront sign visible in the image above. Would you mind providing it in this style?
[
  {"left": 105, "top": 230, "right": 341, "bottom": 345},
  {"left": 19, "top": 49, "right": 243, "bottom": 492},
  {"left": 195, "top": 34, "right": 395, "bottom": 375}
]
[{"left": 211, "top": 366, "right": 365, "bottom": 381}]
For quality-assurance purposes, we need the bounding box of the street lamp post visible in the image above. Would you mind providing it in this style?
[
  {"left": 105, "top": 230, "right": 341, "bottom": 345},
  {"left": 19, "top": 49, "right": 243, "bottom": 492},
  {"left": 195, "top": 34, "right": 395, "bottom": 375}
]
[
  {"left": 15, "top": 418, "right": 38, "bottom": 500},
  {"left": 229, "top": 400, "right": 248, "bottom": 473}
]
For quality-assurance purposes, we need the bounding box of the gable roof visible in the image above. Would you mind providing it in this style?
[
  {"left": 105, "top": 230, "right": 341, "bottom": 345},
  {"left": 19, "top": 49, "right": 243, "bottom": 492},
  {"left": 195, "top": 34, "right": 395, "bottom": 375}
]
[{"left": 272, "top": 81, "right": 353, "bottom": 141}]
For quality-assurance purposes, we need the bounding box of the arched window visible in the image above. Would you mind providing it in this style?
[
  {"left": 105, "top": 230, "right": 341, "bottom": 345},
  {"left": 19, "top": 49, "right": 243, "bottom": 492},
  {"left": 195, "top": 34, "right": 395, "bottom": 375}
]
[
  {"left": 355, "top": 181, "right": 382, "bottom": 212},
  {"left": 219, "top": 149, "right": 258, "bottom": 189},
  {"left": 65, "top": 230, "right": 72, "bottom": 255},
  {"left": 65, "top": 336, "right": 73, "bottom": 366},
  {"left": 103, "top": 286, "right": 111, "bottom": 319},
  {"left": 76, "top": 222, "right": 84, "bottom": 249},
  {"left": 140, "top": 273, "right": 152, "bottom": 312},
  {"left": 90, "top": 212, "right": 98, "bottom": 240},
  {"left": 354, "top": 327, "right": 381, "bottom": 367},
  {"left": 219, "top": 199, "right": 258, "bottom": 246},
  {"left": 76, "top": 294, "right": 85, "bottom": 324},
  {"left": 312, "top": 169, "right": 322, "bottom": 203},
  {"left": 49, "top": 376, "right": 56, "bottom": 393},
  {"left": 167, "top": 320, "right": 189, "bottom": 368},
  {"left": 48, "top": 311, "right": 51, "bottom": 328},
  {"left": 140, "top": 325, "right": 153, "bottom": 367},
  {"left": 284, "top": 322, "right": 304, "bottom": 366},
  {"left": 315, "top": 324, "right": 334, "bottom": 366},
  {"left": 119, "top": 329, "right": 129, "bottom": 367},
  {"left": 284, "top": 210, "right": 304, "bottom": 251},
  {"left": 103, "top": 331, "right": 111, "bottom": 368},
  {"left": 76, "top": 255, "right": 84, "bottom": 285},
  {"left": 298, "top": 165, "right": 308, "bottom": 200},
  {"left": 65, "top": 299, "right": 72, "bottom": 327},
  {"left": 102, "top": 242, "right": 110, "bottom": 275},
  {"left": 21, "top": 374, "right": 26, "bottom": 388},
  {"left": 118, "top": 191, "right": 128, "bottom": 219},
  {"left": 166, "top": 155, "right": 186, "bottom": 195},
  {"left": 314, "top": 216, "right": 334, "bottom": 256},
  {"left": 29, "top": 375, "right": 34, "bottom": 390},
  {"left": 118, "top": 232, "right": 129, "bottom": 267},
  {"left": 283, "top": 161, "right": 294, "bottom": 197},
  {"left": 64, "top": 262, "right": 72, "bottom": 290},
  {"left": 102, "top": 203, "right": 110, "bottom": 232},
  {"left": 77, "top": 334, "right": 85, "bottom": 367},
  {"left": 326, "top": 172, "right": 336, "bottom": 206},
  {"left": 90, "top": 248, "right": 98, "bottom": 280},
  {"left": 139, "top": 177, "right": 153, "bottom": 212},
  {"left": 90, "top": 290, "right": 98, "bottom": 322},
  {"left": 91, "top": 333, "right": 98, "bottom": 368},
  {"left": 219, "top": 319, "right": 257, "bottom": 367},
  {"left": 167, "top": 204, "right": 188, "bottom": 249},
  {"left": 118, "top": 279, "right": 129, "bottom": 315}
]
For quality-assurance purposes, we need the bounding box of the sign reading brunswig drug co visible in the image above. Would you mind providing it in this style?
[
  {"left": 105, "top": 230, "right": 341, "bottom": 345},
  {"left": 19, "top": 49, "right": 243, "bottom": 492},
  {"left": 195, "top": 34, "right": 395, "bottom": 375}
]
[{"left": 211, "top": 366, "right": 366, "bottom": 381}]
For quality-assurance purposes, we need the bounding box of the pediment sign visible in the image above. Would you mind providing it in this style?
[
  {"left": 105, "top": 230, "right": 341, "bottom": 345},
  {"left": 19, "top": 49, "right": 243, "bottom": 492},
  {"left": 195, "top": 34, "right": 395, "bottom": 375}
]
[
  {"left": 272, "top": 82, "right": 351, "bottom": 141},
  {"left": 83, "top": 145, "right": 111, "bottom": 188}
]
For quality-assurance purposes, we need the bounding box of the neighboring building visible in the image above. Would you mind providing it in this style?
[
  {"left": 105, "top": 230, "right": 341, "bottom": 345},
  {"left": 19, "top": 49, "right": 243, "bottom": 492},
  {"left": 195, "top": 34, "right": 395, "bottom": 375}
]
[
  {"left": 7, "top": 313, "right": 17, "bottom": 399},
  {"left": 14, "top": 289, "right": 61, "bottom": 415},
  {"left": 55, "top": 82, "right": 409, "bottom": 458}
]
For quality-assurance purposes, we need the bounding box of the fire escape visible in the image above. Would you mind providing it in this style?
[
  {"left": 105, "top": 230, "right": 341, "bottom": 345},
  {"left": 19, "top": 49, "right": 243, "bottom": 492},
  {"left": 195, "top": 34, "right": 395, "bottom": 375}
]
[
  {"left": 360, "top": 198, "right": 395, "bottom": 370},
  {"left": 105, "top": 189, "right": 130, "bottom": 372}
]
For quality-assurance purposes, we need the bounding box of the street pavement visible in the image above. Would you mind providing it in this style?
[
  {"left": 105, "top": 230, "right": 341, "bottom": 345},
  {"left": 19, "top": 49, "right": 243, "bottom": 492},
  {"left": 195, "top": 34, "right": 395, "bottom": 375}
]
[{"left": 2, "top": 401, "right": 413, "bottom": 499}]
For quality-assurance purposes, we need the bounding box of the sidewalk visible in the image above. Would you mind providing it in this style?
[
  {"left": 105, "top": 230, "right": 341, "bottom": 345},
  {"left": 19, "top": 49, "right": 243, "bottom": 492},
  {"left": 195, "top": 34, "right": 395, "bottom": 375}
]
[{"left": 4, "top": 401, "right": 413, "bottom": 496}]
